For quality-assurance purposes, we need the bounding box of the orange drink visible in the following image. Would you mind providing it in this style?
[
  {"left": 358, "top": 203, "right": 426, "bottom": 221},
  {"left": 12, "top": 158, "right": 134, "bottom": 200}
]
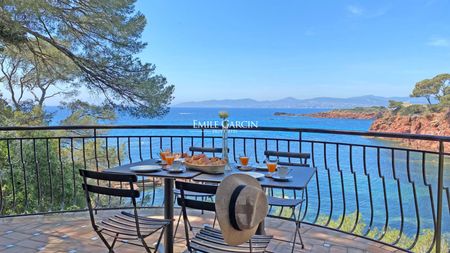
[
  {"left": 266, "top": 162, "right": 277, "bottom": 173},
  {"left": 239, "top": 156, "right": 249, "bottom": 166},
  {"left": 265, "top": 158, "right": 278, "bottom": 173},
  {"left": 160, "top": 150, "right": 170, "bottom": 161},
  {"left": 165, "top": 154, "right": 175, "bottom": 165}
]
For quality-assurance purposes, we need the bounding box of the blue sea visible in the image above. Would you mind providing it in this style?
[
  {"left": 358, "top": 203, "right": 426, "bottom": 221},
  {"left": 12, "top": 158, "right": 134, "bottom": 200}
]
[{"left": 48, "top": 107, "right": 449, "bottom": 242}]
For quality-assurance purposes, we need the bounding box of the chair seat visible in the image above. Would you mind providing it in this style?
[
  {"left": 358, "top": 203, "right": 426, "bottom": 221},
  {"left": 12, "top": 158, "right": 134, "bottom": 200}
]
[
  {"left": 174, "top": 188, "right": 214, "bottom": 197},
  {"left": 96, "top": 211, "right": 170, "bottom": 239},
  {"left": 268, "top": 196, "right": 304, "bottom": 207},
  {"left": 190, "top": 226, "right": 272, "bottom": 253}
]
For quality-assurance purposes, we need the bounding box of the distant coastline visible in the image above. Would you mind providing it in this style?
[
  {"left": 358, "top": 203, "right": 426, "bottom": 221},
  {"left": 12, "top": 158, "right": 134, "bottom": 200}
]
[
  {"left": 174, "top": 95, "right": 429, "bottom": 109},
  {"left": 275, "top": 107, "right": 386, "bottom": 120}
]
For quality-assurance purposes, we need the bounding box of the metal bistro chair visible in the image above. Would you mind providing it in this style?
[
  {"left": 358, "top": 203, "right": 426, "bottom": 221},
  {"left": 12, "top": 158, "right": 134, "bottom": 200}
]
[
  {"left": 176, "top": 181, "right": 273, "bottom": 253},
  {"left": 264, "top": 150, "right": 311, "bottom": 252},
  {"left": 80, "top": 169, "right": 170, "bottom": 253},
  {"left": 174, "top": 146, "right": 224, "bottom": 236}
]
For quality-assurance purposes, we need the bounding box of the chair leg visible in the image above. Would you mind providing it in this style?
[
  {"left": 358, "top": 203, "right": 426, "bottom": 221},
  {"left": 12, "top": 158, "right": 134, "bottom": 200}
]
[
  {"left": 154, "top": 227, "right": 166, "bottom": 253},
  {"left": 212, "top": 214, "right": 217, "bottom": 228},
  {"left": 174, "top": 210, "right": 183, "bottom": 237},
  {"left": 291, "top": 206, "right": 304, "bottom": 253},
  {"left": 140, "top": 236, "right": 152, "bottom": 253},
  {"left": 96, "top": 231, "right": 115, "bottom": 253}
]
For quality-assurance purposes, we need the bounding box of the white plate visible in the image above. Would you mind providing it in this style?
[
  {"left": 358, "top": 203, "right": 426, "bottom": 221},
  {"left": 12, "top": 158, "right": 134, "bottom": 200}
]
[
  {"left": 254, "top": 164, "right": 268, "bottom": 171},
  {"left": 167, "top": 168, "right": 184, "bottom": 173},
  {"left": 130, "top": 165, "right": 161, "bottom": 172},
  {"left": 271, "top": 174, "right": 293, "bottom": 181},
  {"left": 235, "top": 172, "right": 265, "bottom": 180}
]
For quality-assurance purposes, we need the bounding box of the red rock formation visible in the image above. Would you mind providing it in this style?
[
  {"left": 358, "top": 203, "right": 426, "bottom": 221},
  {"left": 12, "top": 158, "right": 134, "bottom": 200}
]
[
  {"left": 369, "top": 110, "right": 450, "bottom": 151},
  {"left": 300, "top": 111, "right": 383, "bottom": 119}
]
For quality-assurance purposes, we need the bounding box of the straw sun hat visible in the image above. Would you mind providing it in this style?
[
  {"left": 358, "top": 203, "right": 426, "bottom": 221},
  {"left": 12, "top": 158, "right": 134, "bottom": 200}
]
[{"left": 215, "top": 174, "right": 269, "bottom": 246}]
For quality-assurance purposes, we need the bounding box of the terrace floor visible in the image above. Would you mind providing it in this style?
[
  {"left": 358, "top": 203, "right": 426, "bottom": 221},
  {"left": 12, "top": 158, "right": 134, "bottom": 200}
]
[{"left": 0, "top": 208, "right": 403, "bottom": 253}]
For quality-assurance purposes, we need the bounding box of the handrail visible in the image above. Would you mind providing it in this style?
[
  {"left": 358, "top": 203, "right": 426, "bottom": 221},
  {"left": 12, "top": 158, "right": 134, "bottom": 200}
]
[{"left": 1, "top": 124, "right": 449, "bottom": 142}]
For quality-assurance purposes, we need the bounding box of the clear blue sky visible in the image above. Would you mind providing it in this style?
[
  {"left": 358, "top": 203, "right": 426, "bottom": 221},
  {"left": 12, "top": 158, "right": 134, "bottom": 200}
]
[{"left": 135, "top": 0, "right": 450, "bottom": 104}]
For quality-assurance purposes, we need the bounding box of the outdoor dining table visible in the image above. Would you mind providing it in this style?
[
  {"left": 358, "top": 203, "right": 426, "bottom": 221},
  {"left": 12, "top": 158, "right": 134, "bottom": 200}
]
[
  {"left": 108, "top": 160, "right": 316, "bottom": 253},
  {"left": 192, "top": 165, "right": 317, "bottom": 234},
  {"left": 107, "top": 159, "right": 201, "bottom": 253}
]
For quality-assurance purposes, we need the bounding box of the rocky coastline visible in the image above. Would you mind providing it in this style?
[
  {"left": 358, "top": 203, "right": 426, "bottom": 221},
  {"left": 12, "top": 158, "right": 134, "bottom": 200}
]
[{"left": 275, "top": 109, "right": 450, "bottom": 151}]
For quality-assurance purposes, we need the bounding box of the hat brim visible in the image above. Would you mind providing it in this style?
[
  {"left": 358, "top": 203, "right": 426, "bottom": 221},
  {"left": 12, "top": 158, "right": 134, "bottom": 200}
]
[{"left": 215, "top": 174, "right": 266, "bottom": 246}]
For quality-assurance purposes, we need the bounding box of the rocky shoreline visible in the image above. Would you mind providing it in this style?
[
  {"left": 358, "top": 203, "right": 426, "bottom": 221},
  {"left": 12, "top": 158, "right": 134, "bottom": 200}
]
[
  {"left": 369, "top": 110, "right": 450, "bottom": 151},
  {"left": 274, "top": 110, "right": 383, "bottom": 119},
  {"left": 275, "top": 109, "right": 450, "bottom": 151}
]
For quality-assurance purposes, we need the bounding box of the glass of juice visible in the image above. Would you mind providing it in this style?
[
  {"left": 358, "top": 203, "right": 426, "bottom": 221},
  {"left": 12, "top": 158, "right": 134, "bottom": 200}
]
[
  {"left": 239, "top": 154, "right": 250, "bottom": 167},
  {"left": 160, "top": 150, "right": 169, "bottom": 163},
  {"left": 165, "top": 153, "right": 175, "bottom": 168},
  {"left": 265, "top": 158, "right": 278, "bottom": 175}
]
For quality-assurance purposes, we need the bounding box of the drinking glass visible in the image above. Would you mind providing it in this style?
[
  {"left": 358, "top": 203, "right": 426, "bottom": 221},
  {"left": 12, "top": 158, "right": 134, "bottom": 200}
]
[
  {"left": 265, "top": 158, "right": 278, "bottom": 175},
  {"left": 239, "top": 154, "right": 250, "bottom": 167},
  {"left": 160, "top": 149, "right": 169, "bottom": 162},
  {"left": 165, "top": 153, "right": 175, "bottom": 168}
]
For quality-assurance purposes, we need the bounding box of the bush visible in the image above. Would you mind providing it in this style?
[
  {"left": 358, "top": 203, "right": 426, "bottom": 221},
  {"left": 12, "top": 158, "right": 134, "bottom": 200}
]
[{"left": 398, "top": 104, "right": 428, "bottom": 115}]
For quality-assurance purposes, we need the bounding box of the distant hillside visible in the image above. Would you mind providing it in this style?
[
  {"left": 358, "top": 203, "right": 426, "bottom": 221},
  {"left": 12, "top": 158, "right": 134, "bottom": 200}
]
[
  {"left": 277, "top": 106, "right": 387, "bottom": 119},
  {"left": 174, "top": 95, "right": 430, "bottom": 109}
]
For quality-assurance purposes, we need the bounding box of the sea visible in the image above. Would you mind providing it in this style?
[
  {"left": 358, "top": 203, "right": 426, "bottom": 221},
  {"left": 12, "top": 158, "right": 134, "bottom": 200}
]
[{"left": 47, "top": 107, "right": 449, "bottom": 241}]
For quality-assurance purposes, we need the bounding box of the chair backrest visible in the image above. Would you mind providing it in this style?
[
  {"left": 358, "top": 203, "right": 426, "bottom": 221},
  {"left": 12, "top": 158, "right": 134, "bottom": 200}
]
[
  {"left": 175, "top": 181, "right": 217, "bottom": 248},
  {"left": 79, "top": 169, "right": 139, "bottom": 198},
  {"left": 175, "top": 181, "right": 217, "bottom": 211},
  {"left": 189, "top": 146, "right": 227, "bottom": 156},
  {"left": 264, "top": 150, "right": 310, "bottom": 167},
  {"left": 80, "top": 169, "right": 147, "bottom": 237},
  {"left": 79, "top": 170, "right": 140, "bottom": 225}
]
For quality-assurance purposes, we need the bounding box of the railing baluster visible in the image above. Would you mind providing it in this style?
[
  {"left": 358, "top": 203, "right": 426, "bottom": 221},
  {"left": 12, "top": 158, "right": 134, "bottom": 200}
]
[
  {"left": 58, "top": 138, "right": 65, "bottom": 210},
  {"left": 390, "top": 149, "right": 404, "bottom": 246},
  {"left": 312, "top": 141, "right": 321, "bottom": 224},
  {"left": 336, "top": 144, "right": 346, "bottom": 230},
  {"left": 94, "top": 129, "right": 99, "bottom": 172},
  {"left": 349, "top": 145, "right": 360, "bottom": 234},
  {"left": 435, "top": 141, "right": 445, "bottom": 253},
  {"left": 19, "top": 139, "right": 29, "bottom": 210},
  {"left": 127, "top": 136, "right": 132, "bottom": 163},
  {"left": 422, "top": 152, "right": 437, "bottom": 252},
  {"left": 46, "top": 139, "right": 53, "bottom": 209},
  {"left": 139, "top": 137, "right": 143, "bottom": 161},
  {"left": 254, "top": 139, "right": 258, "bottom": 163},
  {"left": 70, "top": 138, "right": 76, "bottom": 207},
  {"left": 232, "top": 138, "right": 237, "bottom": 163},
  {"left": 363, "top": 146, "right": 375, "bottom": 237},
  {"left": 105, "top": 137, "right": 110, "bottom": 168},
  {"left": 324, "top": 143, "right": 333, "bottom": 226},
  {"left": 149, "top": 137, "right": 153, "bottom": 159},
  {"left": 32, "top": 139, "right": 41, "bottom": 209},
  {"left": 181, "top": 137, "right": 184, "bottom": 155},
  {"left": 377, "top": 147, "right": 389, "bottom": 241},
  {"left": 6, "top": 140, "right": 16, "bottom": 212},
  {"left": 406, "top": 151, "right": 421, "bottom": 250},
  {"left": 116, "top": 137, "right": 121, "bottom": 166}
]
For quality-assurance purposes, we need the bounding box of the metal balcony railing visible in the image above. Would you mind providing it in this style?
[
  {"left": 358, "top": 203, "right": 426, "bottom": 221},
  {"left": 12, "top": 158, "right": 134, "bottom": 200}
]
[{"left": 0, "top": 125, "right": 448, "bottom": 252}]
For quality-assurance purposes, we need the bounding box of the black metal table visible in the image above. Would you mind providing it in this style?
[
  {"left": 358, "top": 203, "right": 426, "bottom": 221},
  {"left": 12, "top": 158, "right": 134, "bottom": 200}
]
[
  {"left": 193, "top": 165, "right": 316, "bottom": 190},
  {"left": 192, "top": 165, "right": 317, "bottom": 234},
  {"left": 108, "top": 159, "right": 201, "bottom": 253}
]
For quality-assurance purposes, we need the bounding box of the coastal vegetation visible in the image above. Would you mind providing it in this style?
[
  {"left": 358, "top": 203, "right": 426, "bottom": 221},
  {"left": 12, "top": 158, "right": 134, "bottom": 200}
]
[{"left": 0, "top": 0, "right": 172, "bottom": 214}]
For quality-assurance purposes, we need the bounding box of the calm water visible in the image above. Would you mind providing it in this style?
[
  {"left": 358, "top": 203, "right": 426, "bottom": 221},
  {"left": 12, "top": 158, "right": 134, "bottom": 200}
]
[{"left": 49, "top": 107, "right": 449, "bottom": 240}]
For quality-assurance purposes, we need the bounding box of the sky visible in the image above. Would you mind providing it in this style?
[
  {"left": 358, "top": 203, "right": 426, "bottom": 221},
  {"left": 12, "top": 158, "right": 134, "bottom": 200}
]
[{"left": 134, "top": 0, "right": 450, "bottom": 104}]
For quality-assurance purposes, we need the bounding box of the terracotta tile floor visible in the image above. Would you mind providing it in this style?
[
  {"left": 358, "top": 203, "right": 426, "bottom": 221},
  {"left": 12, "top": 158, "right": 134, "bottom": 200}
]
[{"left": 0, "top": 209, "right": 403, "bottom": 253}]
